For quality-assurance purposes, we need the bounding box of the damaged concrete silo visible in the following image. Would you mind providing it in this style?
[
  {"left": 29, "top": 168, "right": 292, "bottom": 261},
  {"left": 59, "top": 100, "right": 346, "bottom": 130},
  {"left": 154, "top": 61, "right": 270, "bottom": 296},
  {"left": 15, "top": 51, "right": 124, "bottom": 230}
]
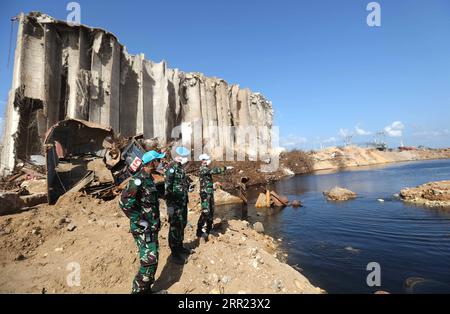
[{"left": 0, "top": 12, "right": 274, "bottom": 175}]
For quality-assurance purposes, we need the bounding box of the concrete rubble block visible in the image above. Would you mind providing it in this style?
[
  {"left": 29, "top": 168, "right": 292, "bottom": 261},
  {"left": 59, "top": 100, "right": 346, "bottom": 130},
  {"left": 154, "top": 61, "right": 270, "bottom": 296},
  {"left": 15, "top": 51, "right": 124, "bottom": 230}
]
[
  {"left": 214, "top": 188, "right": 243, "bottom": 206},
  {"left": 255, "top": 193, "right": 268, "bottom": 208},
  {"left": 20, "top": 179, "right": 47, "bottom": 194},
  {"left": 67, "top": 223, "right": 77, "bottom": 232},
  {"left": 20, "top": 193, "right": 48, "bottom": 208},
  {"left": 323, "top": 187, "right": 357, "bottom": 202},
  {"left": 0, "top": 192, "right": 25, "bottom": 215},
  {"left": 253, "top": 222, "right": 265, "bottom": 233}
]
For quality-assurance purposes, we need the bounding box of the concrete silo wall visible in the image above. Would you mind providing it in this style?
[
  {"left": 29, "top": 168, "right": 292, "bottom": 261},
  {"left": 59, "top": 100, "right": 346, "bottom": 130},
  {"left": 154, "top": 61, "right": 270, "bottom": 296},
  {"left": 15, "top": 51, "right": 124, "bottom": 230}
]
[{"left": 0, "top": 12, "right": 273, "bottom": 174}]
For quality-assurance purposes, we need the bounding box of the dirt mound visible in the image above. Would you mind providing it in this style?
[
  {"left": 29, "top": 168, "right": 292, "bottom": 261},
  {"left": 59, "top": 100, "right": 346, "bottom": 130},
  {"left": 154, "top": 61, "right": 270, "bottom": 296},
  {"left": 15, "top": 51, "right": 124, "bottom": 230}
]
[{"left": 0, "top": 193, "right": 322, "bottom": 294}]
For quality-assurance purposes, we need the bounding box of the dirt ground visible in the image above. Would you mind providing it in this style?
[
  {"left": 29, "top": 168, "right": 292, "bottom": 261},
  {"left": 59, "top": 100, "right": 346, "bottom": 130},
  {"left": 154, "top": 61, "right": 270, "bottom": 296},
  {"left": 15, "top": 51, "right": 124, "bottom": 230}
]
[
  {"left": 1, "top": 146, "right": 448, "bottom": 294},
  {"left": 0, "top": 191, "right": 322, "bottom": 294}
]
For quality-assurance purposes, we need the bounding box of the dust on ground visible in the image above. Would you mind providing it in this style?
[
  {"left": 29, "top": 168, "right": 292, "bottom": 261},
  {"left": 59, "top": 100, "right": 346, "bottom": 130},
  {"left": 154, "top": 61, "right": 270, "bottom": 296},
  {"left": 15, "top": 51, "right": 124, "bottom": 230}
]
[{"left": 0, "top": 192, "right": 322, "bottom": 294}]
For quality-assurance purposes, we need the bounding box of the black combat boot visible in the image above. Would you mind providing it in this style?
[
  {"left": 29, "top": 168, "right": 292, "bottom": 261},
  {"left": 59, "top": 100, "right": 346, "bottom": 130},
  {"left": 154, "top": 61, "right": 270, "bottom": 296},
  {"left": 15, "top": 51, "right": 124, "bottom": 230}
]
[
  {"left": 178, "top": 246, "right": 193, "bottom": 255},
  {"left": 150, "top": 288, "right": 168, "bottom": 294},
  {"left": 198, "top": 232, "right": 209, "bottom": 245},
  {"left": 171, "top": 251, "right": 187, "bottom": 265}
]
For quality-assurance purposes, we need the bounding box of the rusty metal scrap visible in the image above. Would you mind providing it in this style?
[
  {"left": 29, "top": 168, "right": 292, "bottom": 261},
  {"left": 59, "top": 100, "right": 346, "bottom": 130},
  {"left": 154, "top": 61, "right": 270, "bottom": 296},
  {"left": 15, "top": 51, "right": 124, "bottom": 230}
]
[{"left": 44, "top": 118, "right": 164, "bottom": 204}]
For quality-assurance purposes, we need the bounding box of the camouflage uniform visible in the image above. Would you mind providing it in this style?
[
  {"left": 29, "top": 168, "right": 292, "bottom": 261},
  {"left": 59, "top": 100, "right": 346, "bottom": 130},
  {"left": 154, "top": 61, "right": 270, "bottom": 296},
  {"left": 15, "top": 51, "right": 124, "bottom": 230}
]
[
  {"left": 119, "top": 168, "right": 160, "bottom": 294},
  {"left": 196, "top": 165, "right": 226, "bottom": 237},
  {"left": 165, "top": 162, "right": 189, "bottom": 252}
]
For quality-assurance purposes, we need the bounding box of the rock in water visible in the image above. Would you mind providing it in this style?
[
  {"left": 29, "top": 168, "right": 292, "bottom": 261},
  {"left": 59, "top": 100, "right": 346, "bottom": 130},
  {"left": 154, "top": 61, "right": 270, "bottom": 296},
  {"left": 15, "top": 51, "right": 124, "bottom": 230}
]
[
  {"left": 405, "top": 277, "right": 426, "bottom": 289},
  {"left": 400, "top": 180, "right": 450, "bottom": 208},
  {"left": 323, "top": 187, "right": 357, "bottom": 201},
  {"left": 255, "top": 193, "right": 268, "bottom": 208},
  {"left": 344, "top": 246, "right": 361, "bottom": 253},
  {"left": 290, "top": 200, "right": 302, "bottom": 207}
]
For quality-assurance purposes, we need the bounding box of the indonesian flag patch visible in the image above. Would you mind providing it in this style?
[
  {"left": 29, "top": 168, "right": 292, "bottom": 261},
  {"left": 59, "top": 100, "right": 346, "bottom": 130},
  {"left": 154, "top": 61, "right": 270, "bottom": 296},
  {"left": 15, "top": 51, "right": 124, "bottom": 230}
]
[{"left": 130, "top": 157, "right": 143, "bottom": 172}]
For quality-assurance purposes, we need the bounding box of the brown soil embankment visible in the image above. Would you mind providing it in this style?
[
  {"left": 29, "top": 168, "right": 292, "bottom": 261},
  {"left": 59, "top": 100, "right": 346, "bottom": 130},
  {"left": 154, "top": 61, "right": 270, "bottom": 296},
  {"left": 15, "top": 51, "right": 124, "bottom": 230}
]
[
  {"left": 310, "top": 147, "right": 450, "bottom": 172},
  {"left": 0, "top": 191, "right": 322, "bottom": 294}
]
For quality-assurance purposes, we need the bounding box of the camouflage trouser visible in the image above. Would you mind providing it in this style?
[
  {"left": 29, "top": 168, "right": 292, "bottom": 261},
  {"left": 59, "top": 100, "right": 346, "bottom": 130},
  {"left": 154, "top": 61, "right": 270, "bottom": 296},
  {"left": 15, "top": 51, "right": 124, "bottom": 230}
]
[
  {"left": 167, "top": 194, "right": 188, "bottom": 252},
  {"left": 131, "top": 230, "right": 159, "bottom": 294},
  {"left": 197, "top": 192, "right": 214, "bottom": 237}
]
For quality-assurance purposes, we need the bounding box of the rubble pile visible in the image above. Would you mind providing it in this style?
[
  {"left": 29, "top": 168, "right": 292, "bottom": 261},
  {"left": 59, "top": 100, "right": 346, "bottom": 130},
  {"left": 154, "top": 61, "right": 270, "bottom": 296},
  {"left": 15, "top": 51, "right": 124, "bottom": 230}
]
[
  {"left": 0, "top": 118, "right": 169, "bottom": 211},
  {"left": 0, "top": 164, "right": 47, "bottom": 215},
  {"left": 400, "top": 180, "right": 450, "bottom": 208}
]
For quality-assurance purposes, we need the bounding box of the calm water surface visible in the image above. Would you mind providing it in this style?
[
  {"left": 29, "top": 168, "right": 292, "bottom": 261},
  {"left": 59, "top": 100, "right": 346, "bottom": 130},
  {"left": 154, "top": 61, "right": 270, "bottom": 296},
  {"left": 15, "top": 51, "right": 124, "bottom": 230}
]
[{"left": 217, "top": 159, "right": 450, "bottom": 293}]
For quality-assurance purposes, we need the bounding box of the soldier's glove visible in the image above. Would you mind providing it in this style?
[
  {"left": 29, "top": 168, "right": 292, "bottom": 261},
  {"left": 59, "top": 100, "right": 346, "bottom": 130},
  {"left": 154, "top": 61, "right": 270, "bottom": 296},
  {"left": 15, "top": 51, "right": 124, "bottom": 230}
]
[
  {"left": 202, "top": 207, "right": 210, "bottom": 214},
  {"left": 138, "top": 219, "right": 149, "bottom": 232}
]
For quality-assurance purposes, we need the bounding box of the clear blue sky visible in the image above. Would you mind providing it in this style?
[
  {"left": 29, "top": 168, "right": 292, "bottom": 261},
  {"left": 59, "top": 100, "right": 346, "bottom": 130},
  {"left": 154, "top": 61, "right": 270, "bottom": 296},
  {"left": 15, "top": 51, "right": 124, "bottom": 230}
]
[{"left": 1, "top": 0, "right": 449, "bottom": 149}]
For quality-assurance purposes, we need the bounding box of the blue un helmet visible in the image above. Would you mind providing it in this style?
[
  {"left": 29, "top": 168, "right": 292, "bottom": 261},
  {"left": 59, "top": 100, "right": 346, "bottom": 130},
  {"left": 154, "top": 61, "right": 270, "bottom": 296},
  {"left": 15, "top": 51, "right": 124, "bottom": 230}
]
[
  {"left": 175, "top": 146, "right": 190, "bottom": 157},
  {"left": 142, "top": 150, "right": 166, "bottom": 165}
]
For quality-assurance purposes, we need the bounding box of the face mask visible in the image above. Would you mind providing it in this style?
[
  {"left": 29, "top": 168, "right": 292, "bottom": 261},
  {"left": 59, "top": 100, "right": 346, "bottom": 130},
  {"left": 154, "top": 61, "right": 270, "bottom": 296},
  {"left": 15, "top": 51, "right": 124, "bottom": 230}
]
[
  {"left": 203, "top": 160, "right": 211, "bottom": 166},
  {"left": 180, "top": 157, "right": 188, "bottom": 165},
  {"left": 175, "top": 156, "right": 189, "bottom": 165}
]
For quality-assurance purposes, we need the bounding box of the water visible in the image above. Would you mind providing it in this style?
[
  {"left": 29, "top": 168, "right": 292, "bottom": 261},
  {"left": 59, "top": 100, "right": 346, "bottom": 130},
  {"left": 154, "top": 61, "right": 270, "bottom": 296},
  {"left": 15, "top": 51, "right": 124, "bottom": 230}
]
[{"left": 217, "top": 159, "right": 450, "bottom": 294}]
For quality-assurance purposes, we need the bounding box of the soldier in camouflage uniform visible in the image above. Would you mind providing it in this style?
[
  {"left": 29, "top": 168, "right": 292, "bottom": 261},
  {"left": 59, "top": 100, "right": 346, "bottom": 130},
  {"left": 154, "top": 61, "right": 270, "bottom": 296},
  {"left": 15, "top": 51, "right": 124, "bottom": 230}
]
[
  {"left": 164, "top": 146, "right": 192, "bottom": 264},
  {"left": 196, "top": 154, "right": 233, "bottom": 242},
  {"left": 119, "top": 150, "right": 166, "bottom": 294}
]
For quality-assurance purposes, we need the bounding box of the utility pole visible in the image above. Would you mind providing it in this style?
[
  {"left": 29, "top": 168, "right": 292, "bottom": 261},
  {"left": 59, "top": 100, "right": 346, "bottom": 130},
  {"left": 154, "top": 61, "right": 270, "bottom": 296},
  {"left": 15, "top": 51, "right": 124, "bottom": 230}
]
[{"left": 344, "top": 135, "right": 353, "bottom": 147}]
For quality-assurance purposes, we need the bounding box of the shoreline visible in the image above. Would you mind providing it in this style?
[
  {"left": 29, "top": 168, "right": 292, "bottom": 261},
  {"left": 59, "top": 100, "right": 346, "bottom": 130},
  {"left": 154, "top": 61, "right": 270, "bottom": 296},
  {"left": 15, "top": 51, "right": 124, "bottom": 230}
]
[
  {"left": 309, "top": 146, "right": 450, "bottom": 173},
  {"left": 1, "top": 148, "right": 448, "bottom": 294},
  {"left": 0, "top": 192, "right": 323, "bottom": 294},
  {"left": 311, "top": 157, "right": 450, "bottom": 175},
  {"left": 216, "top": 148, "right": 450, "bottom": 195}
]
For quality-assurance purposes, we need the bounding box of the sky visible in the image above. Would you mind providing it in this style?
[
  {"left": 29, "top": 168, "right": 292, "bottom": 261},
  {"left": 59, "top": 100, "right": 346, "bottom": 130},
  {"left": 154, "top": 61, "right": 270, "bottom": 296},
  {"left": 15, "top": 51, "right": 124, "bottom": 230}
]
[{"left": 0, "top": 0, "right": 449, "bottom": 150}]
